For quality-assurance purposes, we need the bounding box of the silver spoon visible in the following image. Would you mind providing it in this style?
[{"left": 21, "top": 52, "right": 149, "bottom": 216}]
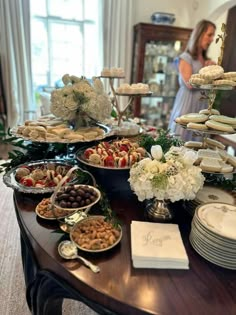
[{"left": 58, "top": 240, "right": 100, "bottom": 273}]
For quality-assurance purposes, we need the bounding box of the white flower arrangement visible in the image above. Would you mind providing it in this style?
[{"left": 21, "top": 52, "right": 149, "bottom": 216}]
[
  {"left": 50, "top": 75, "right": 112, "bottom": 123},
  {"left": 128, "top": 145, "right": 205, "bottom": 203}
]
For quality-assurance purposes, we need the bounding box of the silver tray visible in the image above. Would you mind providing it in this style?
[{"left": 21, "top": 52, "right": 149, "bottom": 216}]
[
  {"left": 10, "top": 123, "right": 111, "bottom": 144},
  {"left": 3, "top": 160, "right": 89, "bottom": 194},
  {"left": 190, "top": 83, "right": 235, "bottom": 90},
  {"left": 115, "top": 92, "right": 152, "bottom": 96},
  {"left": 177, "top": 122, "right": 236, "bottom": 135}
]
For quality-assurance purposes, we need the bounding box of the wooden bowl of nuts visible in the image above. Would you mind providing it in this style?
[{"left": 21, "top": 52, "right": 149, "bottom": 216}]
[
  {"left": 70, "top": 215, "right": 122, "bottom": 252},
  {"left": 52, "top": 184, "right": 101, "bottom": 212}
]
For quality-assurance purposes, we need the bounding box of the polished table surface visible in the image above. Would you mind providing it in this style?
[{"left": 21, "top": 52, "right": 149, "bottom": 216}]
[{"left": 14, "top": 189, "right": 236, "bottom": 315}]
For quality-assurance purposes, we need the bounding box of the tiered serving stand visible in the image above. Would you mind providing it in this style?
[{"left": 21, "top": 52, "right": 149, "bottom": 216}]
[
  {"left": 176, "top": 81, "right": 236, "bottom": 268},
  {"left": 101, "top": 74, "right": 152, "bottom": 130}
]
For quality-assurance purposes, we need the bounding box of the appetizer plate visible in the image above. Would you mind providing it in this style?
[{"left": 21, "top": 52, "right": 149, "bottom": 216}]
[
  {"left": 10, "top": 123, "right": 111, "bottom": 144},
  {"left": 76, "top": 139, "right": 148, "bottom": 170},
  {"left": 70, "top": 215, "right": 122, "bottom": 253},
  {"left": 76, "top": 150, "right": 131, "bottom": 170},
  {"left": 3, "top": 160, "right": 77, "bottom": 194}
]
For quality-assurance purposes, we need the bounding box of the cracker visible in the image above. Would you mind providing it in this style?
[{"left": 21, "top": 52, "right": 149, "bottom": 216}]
[
  {"left": 205, "top": 120, "right": 235, "bottom": 133},
  {"left": 187, "top": 122, "right": 208, "bottom": 130},
  {"left": 200, "top": 158, "right": 222, "bottom": 172},
  {"left": 199, "top": 108, "right": 220, "bottom": 115},
  {"left": 209, "top": 115, "right": 236, "bottom": 125},
  {"left": 199, "top": 65, "right": 224, "bottom": 80},
  {"left": 180, "top": 113, "right": 208, "bottom": 124}
]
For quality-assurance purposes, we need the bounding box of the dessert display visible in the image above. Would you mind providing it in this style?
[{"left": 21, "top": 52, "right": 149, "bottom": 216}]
[
  {"left": 191, "top": 148, "right": 236, "bottom": 173},
  {"left": 116, "top": 83, "right": 150, "bottom": 95},
  {"left": 53, "top": 184, "right": 101, "bottom": 211},
  {"left": 70, "top": 216, "right": 122, "bottom": 252},
  {"left": 189, "top": 65, "right": 236, "bottom": 88},
  {"left": 13, "top": 117, "right": 110, "bottom": 143},
  {"left": 104, "top": 118, "right": 142, "bottom": 136},
  {"left": 101, "top": 67, "right": 125, "bottom": 77},
  {"left": 176, "top": 111, "right": 236, "bottom": 134},
  {"left": 77, "top": 138, "right": 147, "bottom": 168}
]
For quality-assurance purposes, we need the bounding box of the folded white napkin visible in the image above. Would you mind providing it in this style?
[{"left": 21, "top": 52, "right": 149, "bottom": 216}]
[{"left": 131, "top": 221, "right": 189, "bottom": 269}]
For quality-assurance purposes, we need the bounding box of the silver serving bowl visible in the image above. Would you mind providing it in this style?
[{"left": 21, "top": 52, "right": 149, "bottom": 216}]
[{"left": 3, "top": 160, "right": 86, "bottom": 194}]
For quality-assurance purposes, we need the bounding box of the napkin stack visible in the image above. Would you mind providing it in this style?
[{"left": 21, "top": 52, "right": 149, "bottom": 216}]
[{"left": 131, "top": 221, "right": 189, "bottom": 269}]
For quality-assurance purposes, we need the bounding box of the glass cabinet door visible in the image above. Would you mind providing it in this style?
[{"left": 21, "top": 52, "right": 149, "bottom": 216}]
[{"left": 131, "top": 23, "right": 192, "bottom": 128}]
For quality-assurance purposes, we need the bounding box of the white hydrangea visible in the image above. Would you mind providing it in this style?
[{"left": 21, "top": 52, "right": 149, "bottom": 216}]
[
  {"left": 50, "top": 75, "right": 112, "bottom": 123},
  {"left": 128, "top": 145, "right": 205, "bottom": 203}
]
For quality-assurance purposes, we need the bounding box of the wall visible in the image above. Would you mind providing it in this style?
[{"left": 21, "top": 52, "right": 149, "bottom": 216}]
[{"left": 133, "top": 0, "right": 236, "bottom": 62}]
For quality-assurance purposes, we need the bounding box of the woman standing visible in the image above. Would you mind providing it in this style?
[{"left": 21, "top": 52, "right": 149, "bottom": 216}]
[{"left": 168, "top": 20, "right": 216, "bottom": 141}]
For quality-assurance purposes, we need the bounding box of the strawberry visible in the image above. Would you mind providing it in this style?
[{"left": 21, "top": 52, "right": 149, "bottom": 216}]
[
  {"left": 119, "top": 144, "right": 129, "bottom": 152},
  {"left": 20, "top": 177, "right": 35, "bottom": 187},
  {"left": 118, "top": 156, "right": 128, "bottom": 168},
  {"left": 104, "top": 156, "right": 115, "bottom": 167},
  {"left": 84, "top": 148, "right": 94, "bottom": 159}
]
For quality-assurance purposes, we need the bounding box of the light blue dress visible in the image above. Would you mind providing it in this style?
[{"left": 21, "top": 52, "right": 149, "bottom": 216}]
[{"left": 168, "top": 52, "right": 207, "bottom": 141}]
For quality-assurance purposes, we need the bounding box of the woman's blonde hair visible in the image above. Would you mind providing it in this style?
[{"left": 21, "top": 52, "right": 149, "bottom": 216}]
[{"left": 186, "top": 19, "right": 216, "bottom": 60}]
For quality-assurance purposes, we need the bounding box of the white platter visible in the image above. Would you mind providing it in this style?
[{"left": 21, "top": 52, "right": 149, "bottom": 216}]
[
  {"left": 196, "top": 202, "right": 236, "bottom": 240},
  {"left": 195, "top": 186, "right": 235, "bottom": 205}
]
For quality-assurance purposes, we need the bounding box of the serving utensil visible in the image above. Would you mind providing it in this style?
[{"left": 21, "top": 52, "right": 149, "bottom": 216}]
[{"left": 58, "top": 240, "right": 100, "bottom": 273}]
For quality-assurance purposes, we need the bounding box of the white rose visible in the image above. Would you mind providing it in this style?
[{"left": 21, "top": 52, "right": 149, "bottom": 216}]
[
  {"left": 151, "top": 145, "right": 163, "bottom": 160},
  {"left": 183, "top": 150, "right": 198, "bottom": 166}
]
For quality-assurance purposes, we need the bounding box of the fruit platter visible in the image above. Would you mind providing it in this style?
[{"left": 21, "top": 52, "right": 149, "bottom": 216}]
[{"left": 76, "top": 138, "right": 148, "bottom": 170}]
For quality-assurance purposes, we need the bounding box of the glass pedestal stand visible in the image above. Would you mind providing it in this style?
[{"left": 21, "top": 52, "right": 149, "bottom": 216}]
[{"left": 102, "top": 76, "right": 152, "bottom": 126}]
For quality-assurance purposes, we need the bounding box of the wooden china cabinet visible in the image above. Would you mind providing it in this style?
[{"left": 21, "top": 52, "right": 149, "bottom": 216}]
[{"left": 131, "top": 23, "right": 192, "bottom": 128}]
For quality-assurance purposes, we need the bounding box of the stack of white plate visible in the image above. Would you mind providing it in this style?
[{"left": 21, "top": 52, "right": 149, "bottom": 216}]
[
  {"left": 184, "top": 186, "right": 235, "bottom": 217},
  {"left": 190, "top": 202, "right": 236, "bottom": 269}
]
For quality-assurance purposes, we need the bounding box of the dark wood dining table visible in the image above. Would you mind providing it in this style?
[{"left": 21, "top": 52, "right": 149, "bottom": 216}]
[{"left": 14, "top": 188, "right": 236, "bottom": 315}]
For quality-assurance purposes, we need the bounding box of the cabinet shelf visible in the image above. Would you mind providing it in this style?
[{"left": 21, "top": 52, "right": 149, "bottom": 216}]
[{"left": 131, "top": 23, "right": 192, "bottom": 126}]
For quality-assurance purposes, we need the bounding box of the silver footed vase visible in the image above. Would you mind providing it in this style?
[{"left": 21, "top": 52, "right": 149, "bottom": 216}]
[{"left": 145, "top": 199, "right": 174, "bottom": 223}]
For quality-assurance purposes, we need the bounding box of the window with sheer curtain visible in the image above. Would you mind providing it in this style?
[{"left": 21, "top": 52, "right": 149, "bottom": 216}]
[{"left": 30, "top": 0, "right": 102, "bottom": 91}]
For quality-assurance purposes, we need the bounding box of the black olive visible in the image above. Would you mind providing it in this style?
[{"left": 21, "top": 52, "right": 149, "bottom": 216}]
[
  {"left": 85, "top": 199, "right": 91, "bottom": 205},
  {"left": 84, "top": 192, "right": 90, "bottom": 198},
  {"left": 70, "top": 190, "right": 77, "bottom": 196},
  {"left": 59, "top": 200, "right": 67, "bottom": 208},
  {"left": 60, "top": 193, "right": 70, "bottom": 200},
  {"left": 76, "top": 195, "right": 82, "bottom": 202},
  {"left": 71, "top": 202, "right": 79, "bottom": 208}
]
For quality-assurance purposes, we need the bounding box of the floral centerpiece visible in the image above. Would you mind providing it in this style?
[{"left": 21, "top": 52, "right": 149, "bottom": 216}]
[
  {"left": 50, "top": 74, "right": 112, "bottom": 127},
  {"left": 128, "top": 145, "right": 205, "bottom": 203}
]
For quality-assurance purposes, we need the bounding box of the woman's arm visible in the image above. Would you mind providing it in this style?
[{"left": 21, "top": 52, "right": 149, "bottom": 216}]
[{"left": 179, "top": 59, "right": 193, "bottom": 89}]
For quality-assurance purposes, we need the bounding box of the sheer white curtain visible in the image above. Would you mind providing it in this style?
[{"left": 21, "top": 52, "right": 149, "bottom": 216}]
[
  {"left": 102, "top": 0, "right": 134, "bottom": 83},
  {"left": 0, "top": 0, "right": 32, "bottom": 127}
]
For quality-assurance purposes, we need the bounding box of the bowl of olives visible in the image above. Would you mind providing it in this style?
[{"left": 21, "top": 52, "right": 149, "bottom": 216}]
[{"left": 52, "top": 184, "right": 101, "bottom": 212}]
